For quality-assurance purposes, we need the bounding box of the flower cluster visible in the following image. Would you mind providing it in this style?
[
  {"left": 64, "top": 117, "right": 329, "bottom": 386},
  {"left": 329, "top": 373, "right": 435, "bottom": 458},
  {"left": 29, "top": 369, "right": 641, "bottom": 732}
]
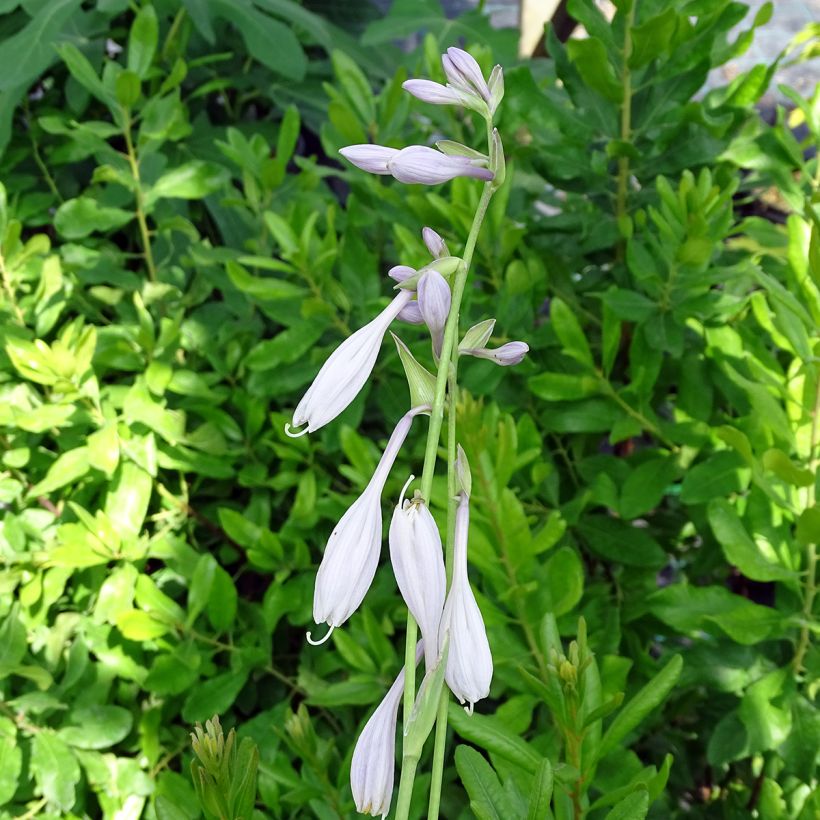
[{"left": 286, "top": 46, "right": 526, "bottom": 817}]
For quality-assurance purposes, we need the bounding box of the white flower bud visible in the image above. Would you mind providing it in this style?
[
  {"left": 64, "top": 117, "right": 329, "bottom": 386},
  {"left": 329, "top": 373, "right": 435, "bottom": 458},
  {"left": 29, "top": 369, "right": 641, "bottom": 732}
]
[
  {"left": 288, "top": 291, "right": 413, "bottom": 436},
  {"left": 439, "top": 490, "right": 492, "bottom": 712},
  {"left": 417, "top": 269, "right": 451, "bottom": 357},
  {"left": 402, "top": 79, "right": 461, "bottom": 105},
  {"left": 388, "top": 265, "right": 416, "bottom": 284},
  {"left": 463, "top": 341, "right": 529, "bottom": 367},
  {"left": 422, "top": 227, "right": 449, "bottom": 259},
  {"left": 389, "top": 487, "right": 446, "bottom": 671},
  {"left": 442, "top": 48, "right": 491, "bottom": 103},
  {"left": 309, "top": 407, "right": 427, "bottom": 641},
  {"left": 387, "top": 146, "right": 493, "bottom": 186},
  {"left": 340, "top": 143, "right": 494, "bottom": 186},
  {"left": 338, "top": 145, "right": 399, "bottom": 175},
  {"left": 351, "top": 643, "right": 424, "bottom": 817}
]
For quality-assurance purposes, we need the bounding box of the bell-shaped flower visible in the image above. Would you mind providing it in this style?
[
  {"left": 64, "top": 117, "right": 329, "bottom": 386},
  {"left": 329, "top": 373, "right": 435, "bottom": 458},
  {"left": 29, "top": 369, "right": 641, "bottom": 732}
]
[
  {"left": 351, "top": 643, "right": 424, "bottom": 817},
  {"left": 341, "top": 144, "right": 493, "bottom": 186},
  {"left": 309, "top": 406, "right": 428, "bottom": 642},
  {"left": 422, "top": 227, "right": 449, "bottom": 259},
  {"left": 417, "top": 269, "right": 451, "bottom": 357},
  {"left": 288, "top": 290, "right": 413, "bottom": 436},
  {"left": 438, "top": 482, "right": 492, "bottom": 712},
  {"left": 463, "top": 341, "right": 529, "bottom": 367},
  {"left": 389, "top": 486, "right": 446, "bottom": 670}
]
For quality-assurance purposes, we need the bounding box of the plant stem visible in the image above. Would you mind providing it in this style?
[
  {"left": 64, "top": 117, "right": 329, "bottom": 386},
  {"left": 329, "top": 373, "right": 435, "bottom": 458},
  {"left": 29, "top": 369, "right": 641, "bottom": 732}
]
[
  {"left": 427, "top": 353, "right": 461, "bottom": 820},
  {"left": 122, "top": 108, "right": 158, "bottom": 282},
  {"left": 615, "top": 1, "right": 635, "bottom": 254},
  {"left": 396, "top": 117, "right": 497, "bottom": 820}
]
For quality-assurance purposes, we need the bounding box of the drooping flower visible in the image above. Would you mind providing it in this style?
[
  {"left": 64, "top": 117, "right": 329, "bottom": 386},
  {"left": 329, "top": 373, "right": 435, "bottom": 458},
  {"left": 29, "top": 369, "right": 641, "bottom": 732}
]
[
  {"left": 462, "top": 341, "right": 529, "bottom": 366},
  {"left": 438, "top": 470, "right": 492, "bottom": 712},
  {"left": 351, "top": 642, "right": 424, "bottom": 817},
  {"left": 309, "top": 406, "right": 428, "bottom": 642},
  {"left": 389, "top": 486, "right": 446, "bottom": 670},
  {"left": 340, "top": 145, "right": 493, "bottom": 186},
  {"left": 287, "top": 290, "right": 413, "bottom": 436},
  {"left": 417, "top": 269, "right": 451, "bottom": 357}
]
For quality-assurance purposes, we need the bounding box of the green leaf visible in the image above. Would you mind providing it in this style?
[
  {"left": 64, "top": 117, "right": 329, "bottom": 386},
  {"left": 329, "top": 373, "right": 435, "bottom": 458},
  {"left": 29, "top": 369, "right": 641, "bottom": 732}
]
[
  {"left": 115, "top": 69, "right": 141, "bottom": 108},
  {"left": 454, "top": 745, "right": 516, "bottom": 820},
  {"left": 0, "top": 729, "right": 22, "bottom": 805},
  {"left": 604, "top": 788, "right": 649, "bottom": 820},
  {"left": 629, "top": 9, "right": 677, "bottom": 67},
  {"left": 707, "top": 498, "right": 794, "bottom": 582},
  {"left": 30, "top": 732, "right": 81, "bottom": 811},
  {"left": 796, "top": 506, "right": 820, "bottom": 545},
  {"left": 59, "top": 705, "right": 133, "bottom": 750},
  {"left": 225, "top": 260, "right": 307, "bottom": 301},
  {"left": 54, "top": 198, "right": 133, "bottom": 239},
  {"left": 145, "top": 161, "right": 229, "bottom": 207},
  {"left": 550, "top": 298, "right": 593, "bottom": 366},
  {"left": 105, "top": 462, "right": 153, "bottom": 539},
  {"left": 679, "top": 451, "right": 749, "bottom": 505},
  {"left": 619, "top": 457, "right": 677, "bottom": 519},
  {"left": 449, "top": 705, "right": 542, "bottom": 774},
  {"left": 56, "top": 43, "right": 113, "bottom": 106},
  {"left": 212, "top": 0, "right": 307, "bottom": 80},
  {"left": 566, "top": 37, "right": 622, "bottom": 102},
  {"left": 0, "top": 605, "right": 26, "bottom": 676},
  {"left": 128, "top": 5, "right": 158, "bottom": 78},
  {"left": 182, "top": 670, "right": 248, "bottom": 723},
  {"left": 528, "top": 372, "right": 600, "bottom": 401},
  {"left": 526, "top": 759, "right": 554, "bottom": 820},
  {"left": 116, "top": 609, "right": 171, "bottom": 641},
  {"left": 28, "top": 447, "right": 90, "bottom": 497},
  {"left": 761, "top": 448, "right": 814, "bottom": 487},
  {"left": 577, "top": 515, "right": 667, "bottom": 567},
  {"left": 598, "top": 655, "right": 682, "bottom": 759},
  {"left": 602, "top": 287, "right": 656, "bottom": 322},
  {"left": 0, "top": 0, "right": 83, "bottom": 93},
  {"left": 542, "top": 546, "right": 584, "bottom": 616}
]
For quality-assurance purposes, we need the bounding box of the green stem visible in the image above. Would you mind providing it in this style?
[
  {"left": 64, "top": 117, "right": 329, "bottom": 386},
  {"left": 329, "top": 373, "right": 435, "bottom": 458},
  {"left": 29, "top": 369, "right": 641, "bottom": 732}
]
[
  {"left": 396, "top": 117, "right": 497, "bottom": 820},
  {"left": 615, "top": 2, "right": 635, "bottom": 255},
  {"left": 427, "top": 352, "right": 461, "bottom": 819},
  {"left": 122, "top": 108, "right": 157, "bottom": 282}
]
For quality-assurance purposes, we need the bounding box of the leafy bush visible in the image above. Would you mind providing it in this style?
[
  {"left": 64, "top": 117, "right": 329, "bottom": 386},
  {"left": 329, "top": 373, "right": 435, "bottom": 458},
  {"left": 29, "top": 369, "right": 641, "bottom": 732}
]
[{"left": 0, "top": 0, "right": 817, "bottom": 818}]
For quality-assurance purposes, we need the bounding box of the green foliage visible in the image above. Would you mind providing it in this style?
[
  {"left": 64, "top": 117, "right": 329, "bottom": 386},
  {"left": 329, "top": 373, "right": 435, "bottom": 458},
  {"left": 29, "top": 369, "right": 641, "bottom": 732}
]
[{"left": 0, "top": 0, "right": 817, "bottom": 818}]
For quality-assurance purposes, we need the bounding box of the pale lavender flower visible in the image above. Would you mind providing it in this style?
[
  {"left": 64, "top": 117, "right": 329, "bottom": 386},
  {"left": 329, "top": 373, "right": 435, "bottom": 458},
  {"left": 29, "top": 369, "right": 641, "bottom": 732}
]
[
  {"left": 402, "top": 79, "right": 463, "bottom": 106},
  {"left": 438, "top": 482, "right": 492, "bottom": 712},
  {"left": 338, "top": 145, "right": 399, "bottom": 175},
  {"left": 463, "top": 341, "right": 529, "bottom": 366},
  {"left": 287, "top": 291, "right": 413, "bottom": 436},
  {"left": 442, "top": 48, "right": 491, "bottom": 103},
  {"left": 397, "top": 301, "right": 424, "bottom": 325},
  {"left": 351, "top": 643, "right": 423, "bottom": 817},
  {"left": 389, "top": 486, "right": 446, "bottom": 670},
  {"left": 417, "top": 269, "right": 451, "bottom": 356},
  {"left": 388, "top": 265, "right": 416, "bottom": 283},
  {"left": 422, "top": 227, "right": 449, "bottom": 258},
  {"left": 308, "top": 406, "right": 428, "bottom": 642},
  {"left": 341, "top": 144, "right": 493, "bottom": 186}
]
